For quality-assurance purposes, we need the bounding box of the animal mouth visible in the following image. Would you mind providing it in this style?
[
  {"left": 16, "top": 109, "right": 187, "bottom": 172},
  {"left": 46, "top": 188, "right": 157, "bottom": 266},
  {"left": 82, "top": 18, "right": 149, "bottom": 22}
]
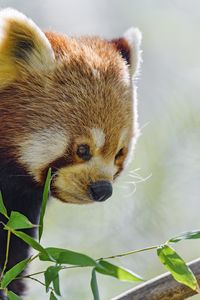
[
  {"left": 50, "top": 188, "right": 92, "bottom": 204},
  {"left": 50, "top": 176, "right": 113, "bottom": 204}
]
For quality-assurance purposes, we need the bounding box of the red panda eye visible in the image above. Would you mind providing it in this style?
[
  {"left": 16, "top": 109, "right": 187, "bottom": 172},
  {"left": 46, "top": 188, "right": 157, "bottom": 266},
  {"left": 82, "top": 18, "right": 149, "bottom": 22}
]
[
  {"left": 76, "top": 144, "right": 91, "bottom": 161},
  {"left": 115, "top": 148, "right": 124, "bottom": 160}
]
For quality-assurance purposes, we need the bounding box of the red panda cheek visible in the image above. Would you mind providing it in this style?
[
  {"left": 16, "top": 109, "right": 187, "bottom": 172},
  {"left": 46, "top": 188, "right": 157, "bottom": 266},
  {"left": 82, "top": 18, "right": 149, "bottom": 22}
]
[{"left": 17, "top": 128, "right": 69, "bottom": 183}]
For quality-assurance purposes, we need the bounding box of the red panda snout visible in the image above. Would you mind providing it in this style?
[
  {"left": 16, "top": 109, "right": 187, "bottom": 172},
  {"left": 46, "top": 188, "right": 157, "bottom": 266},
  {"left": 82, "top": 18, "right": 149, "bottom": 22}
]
[
  {"left": 48, "top": 127, "right": 132, "bottom": 204},
  {"left": 50, "top": 154, "right": 116, "bottom": 204},
  {"left": 88, "top": 180, "right": 113, "bottom": 202}
]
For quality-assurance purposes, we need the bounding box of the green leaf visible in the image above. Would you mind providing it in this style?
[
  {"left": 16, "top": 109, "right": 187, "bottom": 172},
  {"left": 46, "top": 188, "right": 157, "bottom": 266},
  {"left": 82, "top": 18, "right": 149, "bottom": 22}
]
[
  {"left": 91, "top": 269, "right": 100, "bottom": 300},
  {"left": 1, "top": 258, "right": 30, "bottom": 288},
  {"left": 44, "top": 266, "right": 61, "bottom": 295},
  {"left": 95, "top": 260, "right": 143, "bottom": 282},
  {"left": 11, "top": 230, "right": 47, "bottom": 255},
  {"left": 7, "top": 291, "right": 23, "bottom": 300},
  {"left": 39, "top": 168, "right": 51, "bottom": 242},
  {"left": 39, "top": 247, "right": 98, "bottom": 267},
  {"left": 50, "top": 291, "right": 57, "bottom": 300},
  {"left": 157, "top": 245, "right": 198, "bottom": 291},
  {"left": 0, "top": 191, "right": 8, "bottom": 218},
  {"left": 169, "top": 230, "right": 200, "bottom": 243},
  {"left": 6, "top": 211, "right": 36, "bottom": 230},
  {"left": 53, "top": 274, "right": 61, "bottom": 296}
]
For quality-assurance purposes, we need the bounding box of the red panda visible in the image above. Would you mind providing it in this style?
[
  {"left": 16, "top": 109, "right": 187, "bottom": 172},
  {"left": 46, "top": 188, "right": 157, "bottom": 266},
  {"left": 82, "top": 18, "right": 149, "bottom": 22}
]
[{"left": 0, "top": 8, "right": 142, "bottom": 297}]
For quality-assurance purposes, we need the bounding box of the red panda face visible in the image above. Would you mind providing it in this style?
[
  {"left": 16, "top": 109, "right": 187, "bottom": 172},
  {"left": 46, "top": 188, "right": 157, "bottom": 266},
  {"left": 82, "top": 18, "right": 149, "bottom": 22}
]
[{"left": 0, "top": 9, "right": 142, "bottom": 204}]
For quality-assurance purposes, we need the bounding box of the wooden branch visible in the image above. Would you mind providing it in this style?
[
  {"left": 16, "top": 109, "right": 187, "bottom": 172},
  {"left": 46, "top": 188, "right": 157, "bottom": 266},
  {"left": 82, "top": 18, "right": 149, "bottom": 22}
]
[{"left": 112, "top": 258, "right": 200, "bottom": 300}]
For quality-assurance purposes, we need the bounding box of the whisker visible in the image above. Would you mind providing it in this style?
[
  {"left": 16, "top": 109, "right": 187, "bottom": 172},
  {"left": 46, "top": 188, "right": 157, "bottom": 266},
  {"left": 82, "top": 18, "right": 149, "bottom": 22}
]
[
  {"left": 128, "top": 168, "right": 152, "bottom": 184},
  {"left": 129, "top": 167, "right": 141, "bottom": 173},
  {"left": 139, "top": 121, "right": 150, "bottom": 133},
  {"left": 121, "top": 184, "right": 137, "bottom": 197},
  {"left": 118, "top": 169, "right": 153, "bottom": 198},
  {"left": 50, "top": 172, "right": 58, "bottom": 182}
]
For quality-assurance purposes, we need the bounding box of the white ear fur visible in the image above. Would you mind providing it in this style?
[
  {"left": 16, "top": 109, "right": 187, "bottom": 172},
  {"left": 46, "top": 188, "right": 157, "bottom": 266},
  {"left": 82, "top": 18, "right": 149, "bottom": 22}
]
[
  {"left": 123, "top": 27, "right": 142, "bottom": 76},
  {"left": 0, "top": 8, "right": 54, "bottom": 85}
]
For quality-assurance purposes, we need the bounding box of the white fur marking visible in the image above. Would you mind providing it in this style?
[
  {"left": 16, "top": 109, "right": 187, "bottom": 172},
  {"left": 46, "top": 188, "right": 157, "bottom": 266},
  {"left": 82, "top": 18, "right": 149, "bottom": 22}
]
[
  {"left": 19, "top": 128, "right": 68, "bottom": 172},
  {"left": 119, "top": 128, "right": 134, "bottom": 169},
  {"left": 89, "top": 157, "right": 117, "bottom": 177},
  {"left": 91, "top": 68, "right": 101, "bottom": 79},
  {"left": 118, "top": 128, "right": 128, "bottom": 149},
  {"left": 90, "top": 128, "right": 105, "bottom": 148},
  {"left": 123, "top": 27, "right": 142, "bottom": 76}
]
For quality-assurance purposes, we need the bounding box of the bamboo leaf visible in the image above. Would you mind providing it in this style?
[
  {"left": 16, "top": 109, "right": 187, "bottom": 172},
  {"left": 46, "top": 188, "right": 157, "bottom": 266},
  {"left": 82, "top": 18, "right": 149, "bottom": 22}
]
[
  {"left": 6, "top": 212, "right": 36, "bottom": 230},
  {"left": 169, "top": 230, "right": 200, "bottom": 243},
  {"left": 91, "top": 269, "right": 100, "bottom": 300},
  {"left": 1, "top": 258, "right": 30, "bottom": 288},
  {"left": 50, "top": 291, "right": 57, "bottom": 300},
  {"left": 157, "top": 245, "right": 198, "bottom": 291},
  {"left": 11, "top": 230, "right": 47, "bottom": 255},
  {"left": 53, "top": 274, "right": 61, "bottom": 296},
  {"left": 44, "top": 266, "right": 61, "bottom": 295},
  {"left": 39, "top": 168, "right": 51, "bottom": 242},
  {"left": 7, "top": 291, "right": 23, "bottom": 300},
  {"left": 39, "top": 247, "right": 98, "bottom": 267},
  {"left": 95, "top": 260, "right": 143, "bottom": 282},
  {"left": 0, "top": 191, "right": 8, "bottom": 218}
]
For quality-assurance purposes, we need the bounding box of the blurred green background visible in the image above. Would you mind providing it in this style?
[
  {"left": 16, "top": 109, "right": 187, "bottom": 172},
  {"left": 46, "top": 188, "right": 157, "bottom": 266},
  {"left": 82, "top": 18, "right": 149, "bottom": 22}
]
[{"left": 1, "top": 0, "right": 200, "bottom": 299}]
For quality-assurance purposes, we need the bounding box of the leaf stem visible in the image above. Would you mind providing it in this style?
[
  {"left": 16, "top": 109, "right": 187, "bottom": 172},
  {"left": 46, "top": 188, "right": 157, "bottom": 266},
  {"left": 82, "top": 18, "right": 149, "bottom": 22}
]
[
  {"left": 20, "top": 270, "right": 46, "bottom": 278},
  {"left": 29, "top": 253, "right": 39, "bottom": 263},
  {"left": 0, "top": 230, "right": 11, "bottom": 280},
  {"left": 98, "top": 245, "right": 159, "bottom": 260},
  {"left": 23, "top": 276, "right": 54, "bottom": 292}
]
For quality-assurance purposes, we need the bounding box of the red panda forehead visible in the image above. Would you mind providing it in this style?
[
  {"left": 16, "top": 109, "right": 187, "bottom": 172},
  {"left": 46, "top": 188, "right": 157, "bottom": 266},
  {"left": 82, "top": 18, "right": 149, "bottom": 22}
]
[
  {"left": 48, "top": 38, "right": 133, "bottom": 123},
  {"left": 45, "top": 32, "right": 126, "bottom": 66},
  {"left": 60, "top": 94, "right": 133, "bottom": 145},
  {"left": 45, "top": 32, "right": 131, "bottom": 87}
]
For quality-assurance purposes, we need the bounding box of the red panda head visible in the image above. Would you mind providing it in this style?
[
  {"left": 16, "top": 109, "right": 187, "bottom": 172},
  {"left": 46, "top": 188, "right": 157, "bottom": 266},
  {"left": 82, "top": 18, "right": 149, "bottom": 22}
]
[{"left": 0, "top": 8, "right": 142, "bottom": 204}]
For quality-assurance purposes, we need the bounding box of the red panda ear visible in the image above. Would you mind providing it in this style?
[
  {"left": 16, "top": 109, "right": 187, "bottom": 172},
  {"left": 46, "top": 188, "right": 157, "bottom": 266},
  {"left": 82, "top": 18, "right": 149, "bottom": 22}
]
[
  {"left": 111, "top": 27, "right": 142, "bottom": 76},
  {"left": 0, "top": 8, "right": 55, "bottom": 87}
]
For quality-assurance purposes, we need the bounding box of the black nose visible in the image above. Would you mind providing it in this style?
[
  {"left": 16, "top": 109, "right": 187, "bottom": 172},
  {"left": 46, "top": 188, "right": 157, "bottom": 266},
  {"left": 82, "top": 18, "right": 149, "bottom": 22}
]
[{"left": 88, "top": 181, "right": 113, "bottom": 202}]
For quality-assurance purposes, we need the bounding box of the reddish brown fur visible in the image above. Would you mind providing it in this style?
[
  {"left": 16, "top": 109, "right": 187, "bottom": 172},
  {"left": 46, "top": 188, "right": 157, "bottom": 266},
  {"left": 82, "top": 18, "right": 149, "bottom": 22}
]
[
  {"left": 0, "top": 9, "right": 142, "bottom": 297},
  {"left": 0, "top": 32, "right": 133, "bottom": 183},
  {"left": 111, "top": 37, "right": 131, "bottom": 65}
]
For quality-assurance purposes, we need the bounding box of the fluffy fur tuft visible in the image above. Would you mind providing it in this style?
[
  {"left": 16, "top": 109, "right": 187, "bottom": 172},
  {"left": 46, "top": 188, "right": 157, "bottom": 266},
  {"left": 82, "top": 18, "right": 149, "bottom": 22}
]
[
  {"left": 0, "top": 8, "right": 54, "bottom": 87},
  {"left": 123, "top": 27, "right": 142, "bottom": 75}
]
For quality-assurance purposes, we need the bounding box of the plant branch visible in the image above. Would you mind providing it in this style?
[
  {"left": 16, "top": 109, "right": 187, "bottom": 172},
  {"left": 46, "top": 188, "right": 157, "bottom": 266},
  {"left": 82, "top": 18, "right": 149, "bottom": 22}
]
[
  {"left": 19, "top": 245, "right": 159, "bottom": 281},
  {"left": 0, "top": 230, "right": 11, "bottom": 280},
  {"left": 98, "top": 245, "right": 159, "bottom": 261},
  {"left": 19, "top": 276, "right": 54, "bottom": 292},
  {"left": 29, "top": 253, "right": 39, "bottom": 263}
]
